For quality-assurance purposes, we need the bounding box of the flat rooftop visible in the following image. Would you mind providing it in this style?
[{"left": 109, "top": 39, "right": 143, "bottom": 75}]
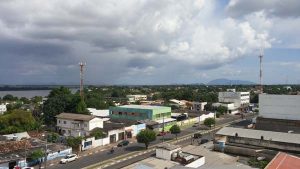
[
  {"left": 122, "top": 157, "right": 178, "bottom": 169},
  {"left": 116, "top": 105, "right": 170, "bottom": 110},
  {"left": 216, "top": 127, "right": 300, "bottom": 144}
]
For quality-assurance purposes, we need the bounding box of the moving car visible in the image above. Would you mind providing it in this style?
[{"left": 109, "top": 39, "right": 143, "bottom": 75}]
[
  {"left": 117, "top": 140, "right": 129, "bottom": 147},
  {"left": 60, "top": 154, "right": 78, "bottom": 164},
  {"left": 199, "top": 138, "right": 209, "bottom": 145}
]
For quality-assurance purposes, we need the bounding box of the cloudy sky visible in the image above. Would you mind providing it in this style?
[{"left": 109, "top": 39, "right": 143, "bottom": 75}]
[{"left": 0, "top": 0, "right": 300, "bottom": 85}]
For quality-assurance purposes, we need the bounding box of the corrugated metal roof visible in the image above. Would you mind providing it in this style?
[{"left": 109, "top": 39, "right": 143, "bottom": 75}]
[{"left": 216, "top": 127, "right": 300, "bottom": 144}]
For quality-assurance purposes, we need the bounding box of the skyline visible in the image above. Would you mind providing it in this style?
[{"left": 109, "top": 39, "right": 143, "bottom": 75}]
[{"left": 0, "top": 0, "right": 300, "bottom": 85}]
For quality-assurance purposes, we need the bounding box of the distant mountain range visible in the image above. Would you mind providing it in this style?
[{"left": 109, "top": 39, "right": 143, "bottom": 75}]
[{"left": 207, "top": 78, "right": 256, "bottom": 85}]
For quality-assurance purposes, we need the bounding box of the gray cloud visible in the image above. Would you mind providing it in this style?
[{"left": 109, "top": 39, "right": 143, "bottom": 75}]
[
  {"left": 226, "top": 0, "right": 300, "bottom": 18},
  {"left": 0, "top": 0, "right": 298, "bottom": 84}
]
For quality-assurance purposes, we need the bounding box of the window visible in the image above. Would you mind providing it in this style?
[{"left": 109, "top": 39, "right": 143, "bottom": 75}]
[
  {"left": 84, "top": 124, "right": 87, "bottom": 127},
  {"left": 59, "top": 120, "right": 61, "bottom": 123},
  {"left": 63, "top": 121, "right": 66, "bottom": 124}
]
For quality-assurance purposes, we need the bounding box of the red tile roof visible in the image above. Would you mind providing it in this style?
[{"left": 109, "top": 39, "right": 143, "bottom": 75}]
[{"left": 265, "top": 152, "right": 300, "bottom": 169}]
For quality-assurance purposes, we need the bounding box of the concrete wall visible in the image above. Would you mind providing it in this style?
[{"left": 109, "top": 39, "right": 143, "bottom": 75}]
[
  {"left": 156, "top": 148, "right": 181, "bottom": 160},
  {"left": 185, "top": 156, "right": 205, "bottom": 168},
  {"left": 259, "top": 94, "right": 300, "bottom": 120},
  {"left": 82, "top": 137, "right": 110, "bottom": 150},
  {"left": 227, "top": 136, "right": 300, "bottom": 152}
]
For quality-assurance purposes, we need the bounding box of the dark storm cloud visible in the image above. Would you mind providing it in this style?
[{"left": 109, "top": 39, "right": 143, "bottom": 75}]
[{"left": 0, "top": 0, "right": 297, "bottom": 84}]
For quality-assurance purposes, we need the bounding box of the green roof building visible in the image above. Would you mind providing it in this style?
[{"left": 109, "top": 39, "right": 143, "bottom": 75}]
[{"left": 109, "top": 105, "right": 171, "bottom": 121}]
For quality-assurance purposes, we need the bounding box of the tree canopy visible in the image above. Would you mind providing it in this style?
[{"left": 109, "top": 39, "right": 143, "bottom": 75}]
[
  {"left": 204, "top": 117, "right": 216, "bottom": 128},
  {"left": 170, "top": 125, "right": 181, "bottom": 139},
  {"left": 136, "top": 129, "right": 156, "bottom": 149}
]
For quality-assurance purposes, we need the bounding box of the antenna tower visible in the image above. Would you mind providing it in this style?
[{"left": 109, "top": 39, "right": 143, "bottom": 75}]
[
  {"left": 259, "top": 44, "right": 264, "bottom": 94},
  {"left": 79, "top": 62, "right": 86, "bottom": 100}
]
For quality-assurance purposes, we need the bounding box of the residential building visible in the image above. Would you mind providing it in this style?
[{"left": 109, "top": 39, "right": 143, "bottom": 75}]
[
  {"left": 109, "top": 105, "right": 171, "bottom": 121},
  {"left": 191, "top": 102, "right": 207, "bottom": 111},
  {"left": 126, "top": 95, "right": 147, "bottom": 103},
  {"left": 56, "top": 113, "right": 108, "bottom": 137},
  {"left": 0, "top": 104, "right": 6, "bottom": 115},
  {"left": 218, "top": 89, "right": 250, "bottom": 108}
]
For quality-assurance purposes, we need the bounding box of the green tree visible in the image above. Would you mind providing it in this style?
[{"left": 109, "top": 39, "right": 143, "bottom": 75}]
[
  {"left": 47, "top": 132, "right": 60, "bottom": 143},
  {"left": 3, "top": 94, "right": 17, "bottom": 101},
  {"left": 136, "top": 129, "right": 156, "bottom": 149},
  {"left": 217, "top": 106, "right": 227, "bottom": 115},
  {"left": 29, "top": 149, "right": 44, "bottom": 161},
  {"left": 76, "top": 100, "right": 88, "bottom": 114},
  {"left": 204, "top": 118, "right": 216, "bottom": 128},
  {"left": 20, "top": 97, "right": 30, "bottom": 104},
  {"left": 66, "top": 136, "right": 83, "bottom": 152},
  {"left": 169, "top": 125, "right": 181, "bottom": 140},
  {"left": 90, "top": 128, "right": 106, "bottom": 139}
]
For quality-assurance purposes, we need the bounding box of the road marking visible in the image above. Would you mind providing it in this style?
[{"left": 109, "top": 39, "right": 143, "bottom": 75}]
[{"left": 100, "top": 149, "right": 105, "bottom": 151}]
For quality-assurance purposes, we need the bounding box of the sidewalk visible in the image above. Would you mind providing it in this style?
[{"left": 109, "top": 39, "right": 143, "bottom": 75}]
[{"left": 34, "top": 138, "right": 137, "bottom": 168}]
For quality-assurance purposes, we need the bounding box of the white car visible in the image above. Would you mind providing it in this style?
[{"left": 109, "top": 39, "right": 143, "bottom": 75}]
[{"left": 60, "top": 154, "right": 78, "bottom": 164}]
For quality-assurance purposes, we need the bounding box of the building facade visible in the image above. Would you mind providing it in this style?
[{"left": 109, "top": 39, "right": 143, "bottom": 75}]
[
  {"left": 218, "top": 90, "right": 250, "bottom": 108},
  {"left": 109, "top": 105, "right": 171, "bottom": 121},
  {"left": 56, "top": 113, "right": 107, "bottom": 137},
  {"left": 259, "top": 94, "right": 300, "bottom": 120},
  {"left": 126, "top": 95, "right": 147, "bottom": 103},
  {"left": 0, "top": 104, "right": 6, "bottom": 115}
]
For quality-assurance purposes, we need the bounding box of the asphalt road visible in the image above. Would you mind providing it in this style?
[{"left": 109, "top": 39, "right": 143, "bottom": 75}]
[{"left": 48, "top": 114, "right": 252, "bottom": 169}]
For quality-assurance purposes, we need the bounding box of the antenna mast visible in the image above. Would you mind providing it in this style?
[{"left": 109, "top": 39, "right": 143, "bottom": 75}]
[
  {"left": 79, "top": 62, "right": 86, "bottom": 100},
  {"left": 259, "top": 44, "right": 264, "bottom": 94}
]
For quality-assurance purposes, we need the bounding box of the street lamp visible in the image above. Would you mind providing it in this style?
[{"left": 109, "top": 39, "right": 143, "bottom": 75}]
[{"left": 42, "top": 133, "right": 48, "bottom": 169}]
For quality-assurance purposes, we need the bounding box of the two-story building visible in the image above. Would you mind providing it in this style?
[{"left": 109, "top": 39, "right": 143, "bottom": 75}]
[
  {"left": 109, "top": 105, "right": 175, "bottom": 131},
  {"left": 56, "top": 113, "right": 108, "bottom": 137}
]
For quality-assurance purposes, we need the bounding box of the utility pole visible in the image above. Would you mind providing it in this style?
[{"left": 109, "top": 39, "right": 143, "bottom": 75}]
[
  {"left": 79, "top": 62, "right": 86, "bottom": 100},
  {"left": 162, "top": 114, "right": 165, "bottom": 142},
  {"left": 259, "top": 44, "right": 264, "bottom": 94}
]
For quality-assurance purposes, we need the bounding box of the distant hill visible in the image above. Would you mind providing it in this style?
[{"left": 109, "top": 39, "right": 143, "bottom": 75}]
[{"left": 207, "top": 78, "right": 255, "bottom": 85}]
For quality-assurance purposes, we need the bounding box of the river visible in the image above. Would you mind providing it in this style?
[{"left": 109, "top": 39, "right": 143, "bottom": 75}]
[{"left": 0, "top": 89, "right": 78, "bottom": 98}]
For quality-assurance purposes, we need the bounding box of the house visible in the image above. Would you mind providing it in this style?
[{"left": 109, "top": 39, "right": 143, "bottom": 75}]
[
  {"left": 126, "top": 95, "right": 147, "bottom": 103},
  {"left": 0, "top": 104, "right": 7, "bottom": 115},
  {"left": 191, "top": 102, "right": 207, "bottom": 111},
  {"left": 56, "top": 113, "right": 109, "bottom": 137}
]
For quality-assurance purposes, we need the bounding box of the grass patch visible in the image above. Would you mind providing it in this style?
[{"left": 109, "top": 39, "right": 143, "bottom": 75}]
[{"left": 248, "top": 157, "right": 269, "bottom": 169}]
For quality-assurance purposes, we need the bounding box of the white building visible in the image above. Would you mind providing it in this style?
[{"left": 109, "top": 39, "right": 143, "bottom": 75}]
[
  {"left": 218, "top": 89, "right": 250, "bottom": 108},
  {"left": 156, "top": 144, "right": 181, "bottom": 160},
  {"left": 259, "top": 94, "right": 300, "bottom": 121},
  {"left": 56, "top": 113, "right": 108, "bottom": 137},
  {"left": 87, "top": 108, "right": 109, "bottom": 118},
  {"left": 212, "top": 102, "right": 239, "bottom": 115},
  {"left": 191, "top": 102, "right": 207, "bottom": 111},
  {"left": 0, "top": 104, "right": 6, "bottom": 115},
  {"left": 126, "top": 95, "right": 147, "bottom": 103}
]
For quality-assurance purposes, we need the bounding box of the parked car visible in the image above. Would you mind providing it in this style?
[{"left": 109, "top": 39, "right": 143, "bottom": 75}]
[
  {"left": 193, "top": 133, "right": 202, "bottom": 139},
  {"left": 199, "top": 138, "right": 209, "bottom": 145},
  {"left": 157, "top": 131, "right": 168, "bottom": 136},
  {"left": 22, "top": 167, "right": 34, "bottom": 169},
  {"left": 60, "top": 154, "right": 78, "bottom": 164},
  {"left": 117, "top": 140, "right": 130, "bottom": 147}
]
